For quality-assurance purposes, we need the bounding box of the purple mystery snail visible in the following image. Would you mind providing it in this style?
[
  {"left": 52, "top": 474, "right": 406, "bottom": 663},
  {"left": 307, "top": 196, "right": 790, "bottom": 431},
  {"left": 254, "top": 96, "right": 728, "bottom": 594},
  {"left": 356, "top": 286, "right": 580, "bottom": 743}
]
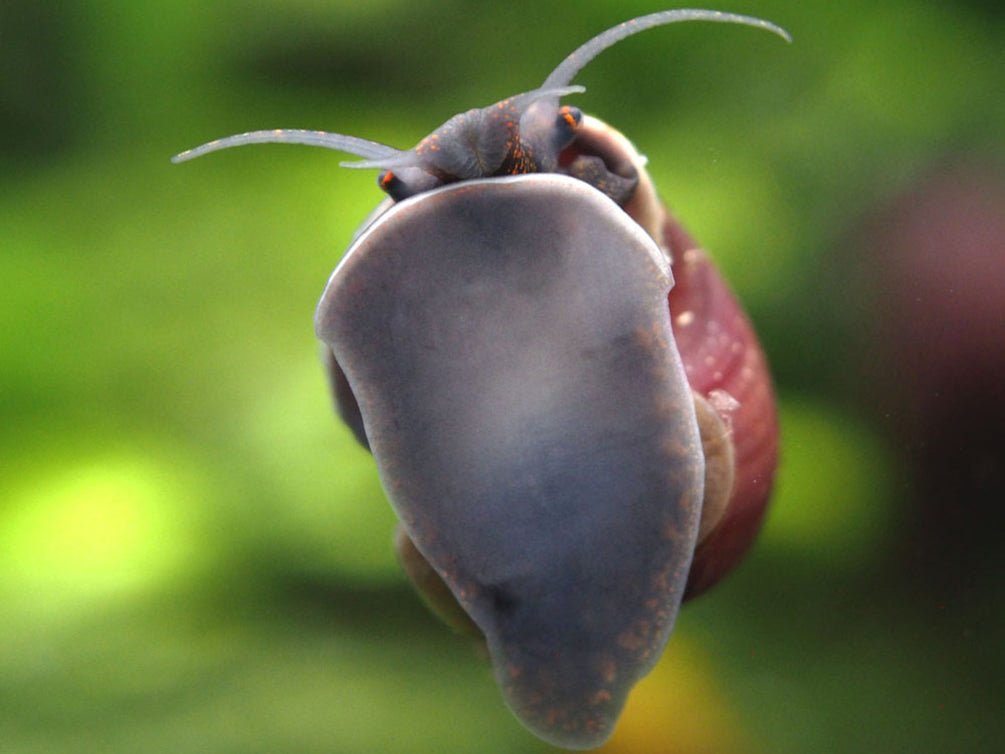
[{"left": 174, "top": 9, "right": 787, "bottom": 749}]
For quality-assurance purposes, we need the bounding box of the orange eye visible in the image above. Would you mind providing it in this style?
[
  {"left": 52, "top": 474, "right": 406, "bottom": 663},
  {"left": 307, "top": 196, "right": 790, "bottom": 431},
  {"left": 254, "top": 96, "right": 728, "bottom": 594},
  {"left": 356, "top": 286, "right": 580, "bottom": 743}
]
[
  {"left": 560, "top": 105, "right": 582, "bottom": 131},
  {"left": 554, "top": 106, "right": 583, "bottom": 149}
]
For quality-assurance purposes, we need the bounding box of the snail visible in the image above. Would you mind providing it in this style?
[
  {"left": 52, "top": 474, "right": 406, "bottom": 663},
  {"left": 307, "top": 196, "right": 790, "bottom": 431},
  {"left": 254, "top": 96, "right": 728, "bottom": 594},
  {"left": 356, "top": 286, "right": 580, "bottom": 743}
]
[{"left": 174, "top": 9, "right": 786, "bottom": 750}]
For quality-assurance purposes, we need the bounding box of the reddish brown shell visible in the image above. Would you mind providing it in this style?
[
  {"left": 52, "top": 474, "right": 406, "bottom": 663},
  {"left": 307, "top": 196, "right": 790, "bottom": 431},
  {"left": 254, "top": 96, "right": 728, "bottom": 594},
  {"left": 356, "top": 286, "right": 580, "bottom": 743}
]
[{"left": 662, "top": 217, "right": 779, "bottom": 599}]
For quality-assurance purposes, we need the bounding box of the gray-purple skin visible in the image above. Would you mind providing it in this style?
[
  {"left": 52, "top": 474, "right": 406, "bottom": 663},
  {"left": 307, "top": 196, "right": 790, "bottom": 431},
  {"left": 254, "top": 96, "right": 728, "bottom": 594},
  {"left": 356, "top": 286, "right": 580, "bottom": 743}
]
[{"left": 174, "top": 10, "right": 788, "bottom": 750}]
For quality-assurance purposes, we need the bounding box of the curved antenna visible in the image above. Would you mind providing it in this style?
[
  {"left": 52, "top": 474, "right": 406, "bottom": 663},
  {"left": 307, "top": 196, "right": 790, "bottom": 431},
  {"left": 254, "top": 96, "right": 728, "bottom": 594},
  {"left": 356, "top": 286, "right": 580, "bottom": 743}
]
[
  {"left": 506, "top": 83, "right": 586, "bottom": 113},
  {"left": 171, "top": 129, "right": 405, "bottom": 164},
  {"left": 507, "top": 84, "right": 587, "bottom": 109},
  {"left": 541, "top": 9, "right": 791, "bottom": 90}
]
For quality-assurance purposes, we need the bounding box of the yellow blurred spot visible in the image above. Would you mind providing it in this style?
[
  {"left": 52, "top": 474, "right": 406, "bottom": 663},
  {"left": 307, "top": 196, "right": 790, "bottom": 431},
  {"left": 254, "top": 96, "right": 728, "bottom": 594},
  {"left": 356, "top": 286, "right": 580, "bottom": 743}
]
[
  {"left": 1, "top": 456, "right": 205, "bottom": 608},
  {"left": 598, "top": 638, "right": 757, "bottom": 754}
]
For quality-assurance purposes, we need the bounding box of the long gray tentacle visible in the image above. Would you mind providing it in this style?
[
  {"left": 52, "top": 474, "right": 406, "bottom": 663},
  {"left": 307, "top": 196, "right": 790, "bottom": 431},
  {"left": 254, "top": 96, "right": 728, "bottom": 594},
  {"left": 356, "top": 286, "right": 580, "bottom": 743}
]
[
  {"left": 541, "top": 9, "right": 791, "bottom": 91},
  {"left": 172, "top": 129, "right": 404, "bottom": 163}
]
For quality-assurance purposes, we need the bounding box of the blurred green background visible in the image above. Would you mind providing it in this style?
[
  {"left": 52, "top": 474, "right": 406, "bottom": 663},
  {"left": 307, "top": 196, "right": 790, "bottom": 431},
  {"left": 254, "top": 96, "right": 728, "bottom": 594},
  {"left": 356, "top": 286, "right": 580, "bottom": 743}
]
[{"left": 2, "top": 0, "right": 1002, "bottom": 752}]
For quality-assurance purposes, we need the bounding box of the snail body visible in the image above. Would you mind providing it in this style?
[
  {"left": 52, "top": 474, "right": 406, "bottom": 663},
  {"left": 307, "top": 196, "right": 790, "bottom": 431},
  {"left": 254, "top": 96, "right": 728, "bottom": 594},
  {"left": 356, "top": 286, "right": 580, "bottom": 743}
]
[{"left": 174, "top": 9, "right": 787, "bottom": 749}]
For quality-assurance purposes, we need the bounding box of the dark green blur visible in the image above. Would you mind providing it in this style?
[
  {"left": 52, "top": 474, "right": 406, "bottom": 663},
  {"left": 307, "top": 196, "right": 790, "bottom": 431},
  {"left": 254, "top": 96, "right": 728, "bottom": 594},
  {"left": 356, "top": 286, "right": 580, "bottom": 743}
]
[{"left": 1, "top": 1, "right": 1002, "bottom": 752}]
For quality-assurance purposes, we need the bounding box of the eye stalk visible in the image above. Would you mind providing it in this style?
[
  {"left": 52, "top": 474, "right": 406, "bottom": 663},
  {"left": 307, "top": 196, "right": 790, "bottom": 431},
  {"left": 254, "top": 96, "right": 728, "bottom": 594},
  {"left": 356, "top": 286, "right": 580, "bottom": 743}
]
[{"left": 378, "top": 167, "right": 444, "bottom": 202}]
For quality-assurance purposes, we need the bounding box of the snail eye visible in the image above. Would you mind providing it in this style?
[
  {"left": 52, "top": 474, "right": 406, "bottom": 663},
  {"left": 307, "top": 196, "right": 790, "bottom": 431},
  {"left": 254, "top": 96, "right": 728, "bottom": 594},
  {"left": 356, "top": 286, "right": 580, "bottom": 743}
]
[
  {"left": 554, "top": 106, "right": 583, "bottom": 149},
  {"left": 378, "top": 168, "right": 447, "bottom": 202},
  {"left": 378, "top": 170, "right": 408, "bottom": 200}
]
